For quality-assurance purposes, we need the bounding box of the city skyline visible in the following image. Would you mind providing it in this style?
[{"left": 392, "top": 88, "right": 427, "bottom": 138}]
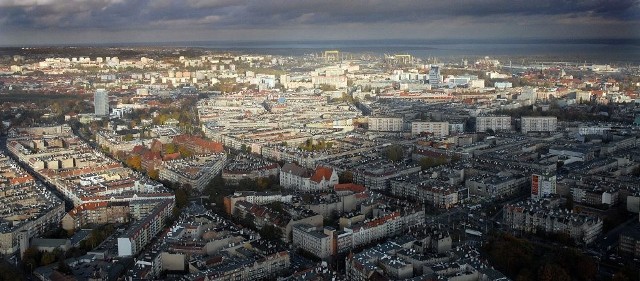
[{"left": 1, "top": 0, "right": 639, "bottom": 45}]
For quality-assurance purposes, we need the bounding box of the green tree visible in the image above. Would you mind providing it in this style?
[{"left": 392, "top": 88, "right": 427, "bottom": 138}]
[
  {"left": 164, "top": 143, "right": 177, "bottom": 154},
  {"left": 242, "top": 213, "right": 255, "bottom": 229},
  {"left": 385, "top": 145, "right": 404, "bottom": 162},
  {"left": 259, "top": 224, "right": 283, "bottom": 241},
  {"left": 420, "top": 156, "right": 447, "bottom": 170},
  {"left": 175, "top": 188, "right": 189, "bottom": 209},
  {"left": 123, "top": 134, "right": 134, "bottom": 141},
  {"left": 22, "top": 247, "right": 41, "bottom": 272}
]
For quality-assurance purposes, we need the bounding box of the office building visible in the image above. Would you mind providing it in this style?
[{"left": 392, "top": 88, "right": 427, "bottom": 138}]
[
  {"left": 94, "top": 89, "right": 110, "bottom": 116},
  {"left": 429, "top": 65, "right": 441, "bottom": 87}
]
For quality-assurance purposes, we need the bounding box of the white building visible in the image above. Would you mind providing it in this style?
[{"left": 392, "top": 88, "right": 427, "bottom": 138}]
[
  {"left": 280, "top": 163, "right": 338, "bottom": 192},
  {"left": 94, "top": 89, "right": 110, "bottom": 116},
  {"left": 476, "top": 116, "right": 511, "bottom": 132},
  {"left": 531, "top": 173, "right": 556, "bottom": 200},
  {"left": 521, "top": 116, "right": 557, "bottom": 133},
  {"left": 292, "top": 224, "right": 334, "bottom": 259},
  {"left": 411, "top": 121, "right": 450, "bottom": 137},
  {"left": 369, "top": 117, "right": 403, "bottom": 132}
]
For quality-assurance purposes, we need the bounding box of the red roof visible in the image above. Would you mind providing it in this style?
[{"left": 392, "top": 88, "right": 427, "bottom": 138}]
[
  {"left": 310, "top": 166, "right": 333, "bottom": 183},
  {"left": 334, "top": 183, "right": 366, "bottom": 193},
  {"left": 163, "top": 152, "right": 181, "bottom": 161}
]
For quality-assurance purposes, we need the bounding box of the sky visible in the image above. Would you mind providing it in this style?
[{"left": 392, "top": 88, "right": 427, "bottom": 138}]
[{"left": 0, "top": 0, "right": 639, "bottom": 45}]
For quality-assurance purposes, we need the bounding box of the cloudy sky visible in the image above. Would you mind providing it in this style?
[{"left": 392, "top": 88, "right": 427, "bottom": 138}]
[{"left": 1, "top": 0, "right": 639, "bottom": 45}]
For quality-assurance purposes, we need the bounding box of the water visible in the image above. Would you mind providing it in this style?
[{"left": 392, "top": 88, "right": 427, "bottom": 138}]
[
  {"left": 178, "top": 38, "right": 640, "bottom": 64},
  {"left": 3, "top": 38, "right": 639, "bottom": 64}
]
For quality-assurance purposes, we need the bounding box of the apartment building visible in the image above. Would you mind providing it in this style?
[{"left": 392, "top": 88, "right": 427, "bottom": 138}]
[
  {"left": 292, "top": 224, "right": 334, "bottom": 259},
  {"left": 475, "top": 116, "right": 511, "bottom": 132},
  {"left": 158, "top": 154, "right": 227, "bottom": 191},
  {"left": 368, "top": 116, "right": 404, "bottom": 132},
  {"left": 411, "top": 121, "right": 450, "bottom": 137},
  {"left": 503, "top": 198, "right": 603, "bottom": 245},
  {"left": 521, "top": 116, "right": 557, "bottom": 133},
  {"left": 117, "top": 200, "right": 174, "bottom": 257}
]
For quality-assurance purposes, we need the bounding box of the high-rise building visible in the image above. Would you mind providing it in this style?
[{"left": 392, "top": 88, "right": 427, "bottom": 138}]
[
  {"left": 94, "top": 89, "right": 109, "bottom": 116},
  {"left": 429, "top": 65, "right": 441, "bottom": 87},
  {"left": 531, "top": 173, "right": 556, "bottom": 200}
]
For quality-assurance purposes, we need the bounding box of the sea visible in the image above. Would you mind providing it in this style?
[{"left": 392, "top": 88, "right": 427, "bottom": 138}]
[
  {"left": 177, "top": 38, "right": 640, "bottom": 64},
  {"left": 3, "top": 38, "right": 639, "bottom": 64}
]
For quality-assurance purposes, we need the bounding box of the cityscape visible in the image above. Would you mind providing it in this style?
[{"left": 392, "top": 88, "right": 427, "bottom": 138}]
[{"left": 1, "top": 1, "right": 640, "bottom": 281}]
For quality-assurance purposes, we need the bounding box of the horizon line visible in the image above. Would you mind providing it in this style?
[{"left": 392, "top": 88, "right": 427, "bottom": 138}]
[{"left": 2, "top": 37, "right": 639, "bottom": 48}]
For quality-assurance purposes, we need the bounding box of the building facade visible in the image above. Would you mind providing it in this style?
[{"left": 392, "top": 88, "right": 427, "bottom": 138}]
[
  {"left": 476, "top": 116, "right": 511, "bottom": 132},
  {"left": 521, "top": 116, "right": 557, "bottom": 133},
  {"left": 411, "top": 121, "right": 450, "bottom": 137},
  {"left": 94, "top": 89, "right": 110, "bottom": 116}
]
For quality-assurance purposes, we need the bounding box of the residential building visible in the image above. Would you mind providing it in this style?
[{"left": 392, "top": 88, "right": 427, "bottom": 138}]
[
  {"left": 292, "top": 224, "right": 334, "bottom": 259},
  {"left": 619, "top": 225, "right": 640, "bottom": 258},
  {"left": 531, "top": 173, "right": 556, "bottom": 200},
  {"left": 411, "top": 121, "right": 450, "bottom": 137},
  {"left": 503, "top": 198, "right": 603, "bottom": 245},
  {"left": 117, "top": 200, "right": 174, "bottom": 257},
  {"left": 280, "top": 163, "right": 338, "bottom": 192},
  {"left": 476, "top": 116, "right": 511, "bottom": 132},
  {"left": 368, "top": 116, "right": 403, "bottom": 132},
  {"left": 521, "top": 116, "right": 557, "bottom": 133}
]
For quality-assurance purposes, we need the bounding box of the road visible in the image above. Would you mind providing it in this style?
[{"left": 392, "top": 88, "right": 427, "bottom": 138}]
[{"left": 1, "top": 136, "right": 74, "bottom": 211}]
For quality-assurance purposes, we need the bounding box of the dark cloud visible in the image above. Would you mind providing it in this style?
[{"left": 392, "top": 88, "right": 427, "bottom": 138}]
[{"left": 0, "top": 0, "right": 638, "bottom": 44}]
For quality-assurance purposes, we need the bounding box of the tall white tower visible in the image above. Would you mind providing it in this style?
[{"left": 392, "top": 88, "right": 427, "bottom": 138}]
[{"left": 94, "top": 89, "right": 109, "bottom": 116}]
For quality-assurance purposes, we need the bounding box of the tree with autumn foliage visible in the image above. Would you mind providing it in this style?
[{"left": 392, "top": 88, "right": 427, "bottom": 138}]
[{"left": 125, "top": 155, "right": 142, "bottom": 171}]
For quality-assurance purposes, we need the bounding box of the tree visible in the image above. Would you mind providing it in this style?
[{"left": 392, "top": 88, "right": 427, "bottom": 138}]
[
  {"left": 147, "top": 169, "right": 159, "bottom": 180},
  {"left": 339, "top": 171, "right": 354, "bottom": 184},
  {"left": 242, "top": 213, "right": 255, "bottom": 229},
  {"left": 22, "top": 247, "right": 41, "bottom": 272},
  {"left": 164, "top": 143, "right": 177, "bottom": 154},
  {"left": 175, "top": 188, "right": 189, "bottom": 209},
  {"left": 385, "top": 145, "right": 404, "bottom": 162},
  {"left": 259, "top": 224, "right": 283, "bottom": 241},
  {"left": 40, "top": 251, "right": 56, "bottom": 266},
  {"left": 125, "top": 155, "right": 142, "bottom": 171},
  {"left": 420, "top": 156, "right": 447, "bottom": 170},
  {"left": 537, "top": 264, "right": 570, "bottom": 281},
  {"left": 57, "top": 259, "right": 72, "bottom": 275},
  {"left": 0, "top": 260, "right": 24, "bottom": 281},
  {"left": 178, "top": 145, "right": 193, "bottom": 158}
]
